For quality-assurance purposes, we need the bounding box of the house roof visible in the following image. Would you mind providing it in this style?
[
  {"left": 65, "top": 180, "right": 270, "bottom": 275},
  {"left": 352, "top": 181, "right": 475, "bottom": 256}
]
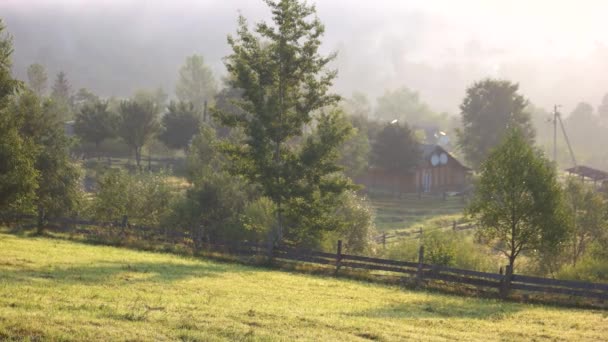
[
  {"left": 419, "top": 144, "right": 471, "bottom": 171},
  {"left": 565, "top": 165, "right": 608, "bottom": 182}
]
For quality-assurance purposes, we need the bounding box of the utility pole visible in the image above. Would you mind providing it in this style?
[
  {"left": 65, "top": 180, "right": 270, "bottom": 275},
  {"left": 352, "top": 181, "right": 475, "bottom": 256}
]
[{"left": 553, "top": 105, "right": 558, "bottom": 163}]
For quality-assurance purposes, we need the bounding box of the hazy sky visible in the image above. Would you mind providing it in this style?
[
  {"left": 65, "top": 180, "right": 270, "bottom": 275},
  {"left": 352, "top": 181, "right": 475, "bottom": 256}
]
[{"left": 3, "top": 0, "right": 608, "bottom": 114}]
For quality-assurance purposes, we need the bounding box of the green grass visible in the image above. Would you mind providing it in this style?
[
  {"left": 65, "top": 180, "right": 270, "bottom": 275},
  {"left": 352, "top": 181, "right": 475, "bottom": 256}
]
[
  {"left": 369, "top": 193, "right": 466, "bottom": 233},
  {"left": 1, "top": 234, "right": 607, "bottom": 341}
]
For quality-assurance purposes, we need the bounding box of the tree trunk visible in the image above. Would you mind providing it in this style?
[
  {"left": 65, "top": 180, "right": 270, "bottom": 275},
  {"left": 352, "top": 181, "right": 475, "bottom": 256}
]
[
  {"left": 275, "top": 141, "right": 283, "bottom": 244},
  {"left": 134, "top": 147, "right": 142, "bottom": 170}
]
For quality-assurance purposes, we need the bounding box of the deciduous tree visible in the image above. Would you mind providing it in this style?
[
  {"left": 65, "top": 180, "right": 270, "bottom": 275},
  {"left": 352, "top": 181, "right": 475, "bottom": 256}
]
[
  {"left": 371, "top": 122, "right": 420, "bottom": 173},
  {"left": 117, "top": 98, "right": 160, "bottom": 169},
  {"left": 158, "top": 101, "right": 201, "bottom": 152},
  {"left": 457, "top": 79, "right": 535, "bottom": 169},
  {"left": 74, "top": 100, "right": 117, "bottom": 157},
  {"left": 176, "top": 54, "right": 217, "bottom": 113},
  {"left": 467, "top": 128, "right": 567, "bottom": 270}
]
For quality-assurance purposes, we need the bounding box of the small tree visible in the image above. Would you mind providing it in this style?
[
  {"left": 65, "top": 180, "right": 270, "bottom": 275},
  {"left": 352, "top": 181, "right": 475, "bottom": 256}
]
[
  {"left": 457, "top": 79, "right": 535, "bottom": 169},
  {"left": 27, "top": 63, "right": 47, "bottom": 97},
  {"left": 158, "top": 101, "right": 201, "bottom": 152},
  {"left": 117, "top": 99, "right": 160, "bottom": 169},
  {"left": 50, "top": 71, "right": 72, "bottom": 121},
  {"left": 175, "top": 54, "right": 217, "bottom": 113},
  {"left": 0, "top": 23, "right": 39, "bottom": 212},
  {"left": 563, "top": 178, "right": 607, "bottom": 266},
  {"left": 74, "top": 100, "right": 117, "bottom": 158},
  {"left": 371, "top": 122, "right": 420, "bottom": 173},
  {"left": 467, "top": 128, "right": 567, "bottom": 270}
]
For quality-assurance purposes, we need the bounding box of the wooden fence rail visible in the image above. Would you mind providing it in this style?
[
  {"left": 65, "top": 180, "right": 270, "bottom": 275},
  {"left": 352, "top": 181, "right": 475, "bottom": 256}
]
[{"left": 3, "top": 212, "right": 607, "bottom": 303}]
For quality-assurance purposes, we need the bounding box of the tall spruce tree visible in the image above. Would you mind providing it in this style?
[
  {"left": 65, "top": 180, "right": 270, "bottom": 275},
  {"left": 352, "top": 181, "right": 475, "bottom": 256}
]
[
  {"left": 216, "top": 0, "right": 353, "bottom": 245},
  {"left": 26, "top": 63, "right": 48, "bottom": 97},
  {"left": 51, "top": 71, "right": 73, "bottom": 121},
  {"left": 0, "top": 21, "right": 39, "bottom": 212}
]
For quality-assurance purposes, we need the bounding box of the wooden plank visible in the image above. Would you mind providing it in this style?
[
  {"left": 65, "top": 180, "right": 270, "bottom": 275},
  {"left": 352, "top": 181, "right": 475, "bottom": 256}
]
[
  {"left": 511, "top": 283, "right": 608, "bottom": 300},
  {"left": 512, "top": 274, "right": 608, "bottom": 292},
  {"left": 274, "top": 253, "right": 336, "bottom": 266},
  {"left": 423, "top": 271, "right": 501, "bottom": 289},
  {"left": 340, "top": 254, "right": 420, "bottom": 269},
  {"left": 432, "top": 265, "right": 503, "bottom": 280},
  {"left": 339, "top": 261, "right": 417, "bottom": 275},
  {"left": 274, "top": 247, "right": 337, "bottom": 259}
]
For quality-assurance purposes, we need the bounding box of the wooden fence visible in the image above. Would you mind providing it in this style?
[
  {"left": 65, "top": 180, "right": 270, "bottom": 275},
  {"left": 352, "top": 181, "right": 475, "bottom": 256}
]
[{"left": 3, "top": 212, "right": 607, "bottom": 303}]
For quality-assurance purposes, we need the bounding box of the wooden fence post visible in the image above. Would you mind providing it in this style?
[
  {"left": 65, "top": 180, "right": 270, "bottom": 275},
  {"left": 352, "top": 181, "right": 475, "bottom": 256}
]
[
  {"left": 36, "top": 206, "right": 45, "bottom": 235},
  {"left": 382, "top": 233, "right": 386, "bottom": 249},
  {"left": 120, "top": 215, "right": 128, "bottom": 239},
  {"left": 416, "top": 245, "right": 425, "bottom": 286},
  {"left": 335, "top": 240, "right": 342, "bottom": 275},
  {"left": 500, "top": 265, "right": 513, "bottom": 299}
]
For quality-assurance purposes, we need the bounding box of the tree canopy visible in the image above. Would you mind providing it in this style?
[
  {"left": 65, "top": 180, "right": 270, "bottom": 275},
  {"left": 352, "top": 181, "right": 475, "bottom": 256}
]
[
  {"left": 26, "top": 63, "right": 47, "bottom": 97},
  {"left": 117, "top": 98, "right": 161, "bottom": 169},
  {"left": 467, "top": 128, "right": 567, "bottom": 270},
  {"left": 159, "top": 100, "right": 202, "bottom": 152},
  {"left": 215, "top": 0, "right": 355, "bottom": 245},
  {"left": 74, "top": 100, "right": 117, "bottom": 155},
  {"left": 176, "top": 54, "right": 217, "bottom": 113},
  {"left": 371, "top": 122, "right": 420, "bottom": 173},
  {"left": 457, "top": 79, "right": 535, "bottom": 169}
]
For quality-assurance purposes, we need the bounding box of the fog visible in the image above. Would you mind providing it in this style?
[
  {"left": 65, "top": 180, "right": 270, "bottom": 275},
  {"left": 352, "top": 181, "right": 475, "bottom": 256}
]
[{"left": 3, "top": 0, "right": 608, "bottom": 113}]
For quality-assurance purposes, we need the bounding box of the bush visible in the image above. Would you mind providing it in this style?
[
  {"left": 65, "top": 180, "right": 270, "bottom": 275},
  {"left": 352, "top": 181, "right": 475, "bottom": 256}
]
[
  {"left": 385, "top": 231, "right": 499, "bottom": 272},
  {"left": 320, "top": 190, "right": 377, "bottom": 254},
  {"left": 91, "top": 169, "right": 175, "bottom": 226}
]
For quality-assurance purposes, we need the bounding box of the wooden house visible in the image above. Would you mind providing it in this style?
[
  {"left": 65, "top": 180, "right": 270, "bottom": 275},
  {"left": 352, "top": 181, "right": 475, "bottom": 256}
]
[{"left": 357, "top": 144, "right": 471, "bottom": 194}]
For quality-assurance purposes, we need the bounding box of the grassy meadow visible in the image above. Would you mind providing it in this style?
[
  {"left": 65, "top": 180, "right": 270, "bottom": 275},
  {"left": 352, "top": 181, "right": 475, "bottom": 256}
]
[
  {"left": 369, "top": 193, "right": 465, "bottom": 234},
  {"left": 1, "top": 233, "right": 607, "bottom": 341}
]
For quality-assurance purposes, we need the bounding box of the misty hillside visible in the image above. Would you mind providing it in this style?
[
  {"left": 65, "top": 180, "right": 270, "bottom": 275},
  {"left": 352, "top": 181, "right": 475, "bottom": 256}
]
[{"left": 4, "top": 0, "right": 608, "bottom": 113}]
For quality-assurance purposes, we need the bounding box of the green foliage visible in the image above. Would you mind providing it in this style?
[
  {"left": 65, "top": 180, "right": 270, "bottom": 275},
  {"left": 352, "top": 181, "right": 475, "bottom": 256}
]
[
  {"left": 92, "top": 169, "right": 174, "bottom": 226},
  {"left": 339, "top": 123, "right": 370, "bottom": 178},
  {"left": 175, "top": 54, "right": 217, "bottom": 113},
  {"left": 74, "top": 100, "right": 118, "bottom": 154},
  {"left": 72, "top": 88, "right": 99, "bottom": 113},
  {"left": 320, "top": 190, "right": 376, "bottom": 254},
  {"left": 158, "top": 101, "right": 201, "bottom": 151},
  {"left": 457, "top": 79, "right": 535, "bottom": 169},
  {"left": 0, "top": 22, "right": 39, "bottom": 212},
  {"left": 385, "top": 231, "right": 499, "bottom": 272},
  {"left": 117, "top": 98, "right": 161, "bottom": 169},
  {"left": 370, "top": 122, "right": 420, "bottom": 173},
  {"left": 557, "top": 178, "right": 607, "bottom": 269},
  {"left": 467, "top": 128, "right": 567, "bottom": 269},
  {"left": 13, "top": 92, "right": 83, "bottom": 218},
  {"left": 216, "top": 0, "right": 354, "bottom": 245},
  {"left": 374, "top": 87, "right": 443, "bottom": 126},
  {"left": 50, "top": 71, "right": 73, "bottom": 121},
  {"left": 343, "top": 92, "right": 372, "bottom": 119},
  {"left": 26, "top": 63, "right": 47, "bottom": 97},
  {"left": 133, "top": 88, "right": 168, "bottom": 110}
]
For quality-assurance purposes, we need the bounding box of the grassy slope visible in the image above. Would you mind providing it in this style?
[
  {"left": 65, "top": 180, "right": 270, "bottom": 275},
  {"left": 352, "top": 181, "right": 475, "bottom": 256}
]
[
  {"left": 1, "top": 234, "right": 606, "bottom": 341},
  {"left": 370, "top": 194, "right": 465, "bottom": 233}
]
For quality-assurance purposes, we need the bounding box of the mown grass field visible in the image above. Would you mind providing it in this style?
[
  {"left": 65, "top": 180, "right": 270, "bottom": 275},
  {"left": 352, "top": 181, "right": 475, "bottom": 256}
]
[
  {"left": 1, "top": 234, "right": 607, "bottom": 341},
  {"left": 369, "top": 194, "right": 465, "bottom": 233}
]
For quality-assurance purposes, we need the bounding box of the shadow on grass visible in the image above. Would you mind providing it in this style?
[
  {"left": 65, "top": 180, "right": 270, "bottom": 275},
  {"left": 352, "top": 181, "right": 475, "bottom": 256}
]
[
  {"left": 0, "top": 260, "right": 253, "bottom": 285},
  {"left": 348, "top": 298, "right": 521, "bottom": 320}
]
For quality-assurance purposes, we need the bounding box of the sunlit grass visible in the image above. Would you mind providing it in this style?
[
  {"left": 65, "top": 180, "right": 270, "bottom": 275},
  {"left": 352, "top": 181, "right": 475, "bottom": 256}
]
[
  {"left": 1, "top": 233, "right": 606, "bottom": 341},
  {"left": 370, "top": 193, "right": 465, "bottom": 233}
]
